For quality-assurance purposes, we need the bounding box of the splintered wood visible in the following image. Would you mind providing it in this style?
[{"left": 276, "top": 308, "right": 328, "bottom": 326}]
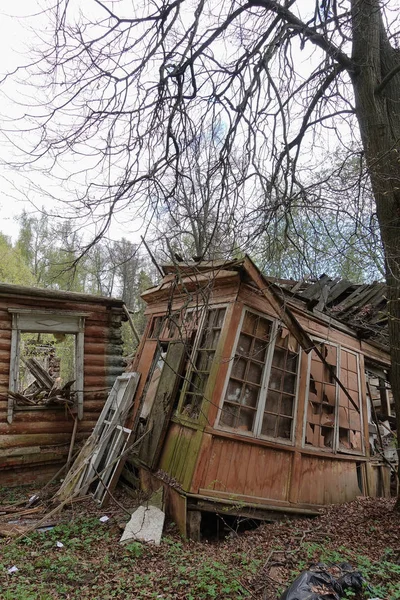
[{"left": 8, "top": 357, "right": 76, "bottom": 408}]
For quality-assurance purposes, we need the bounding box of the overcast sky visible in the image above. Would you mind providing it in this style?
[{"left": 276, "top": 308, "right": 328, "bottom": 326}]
[{"left": 0, "top": 1, "right": 142, "bottom": 244}]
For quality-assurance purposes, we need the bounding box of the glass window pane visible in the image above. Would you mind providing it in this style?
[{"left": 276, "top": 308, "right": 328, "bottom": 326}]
[
  {"left": 265, "top": 389, "right": 280, "bottom": 413},
  {"left": 286, "top": 352, "right": 298, "bottom": 373},
  {"left": 248, "top": 361, "right": 263, "bottom": 384},
  {"left": 238, "top": 407, "right": 255, "bottom": 431},
  {"left": 277, "top": 416, "right": 292, "bottom": 439},
  {"left": 282, "top": 373, "right": 296, "bottom": 394},
  {"left": 281, "top": 394, "right": 294, "bottom": 416},
  {"left": 225, "top": 379, "right": 243, "bottom": 403},
  {"left": 237, "top": 334, "right": 252, "bottom": 357},
  {"left": 256, "top": 318, "right": 270, "bottom": 340},
  {"left": 220, "top": 404, "right": 239, "bottom": 428},
  {"left": 272, "top": 347, "right": 285, "bottom": 369},
  {"left": 242, "top": 384, "right": 259, "bottom": 408},
  {"left": 261, "top": 413, "right": 277, "bottom": 437},
  {"left": 269, "top": 368, "right": 283, "bottom": 391},
  {"left": 232, "top": 357, "right": 246, "bottom": 380},
  {"left": 242, "top": 312, "right": 258, "bottom": 334},
  {"left": 253, "top": 339, "right": 268, "bottom": 361}
]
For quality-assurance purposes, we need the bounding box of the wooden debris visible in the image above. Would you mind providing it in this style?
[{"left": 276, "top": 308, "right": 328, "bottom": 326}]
[{"left": 8, "top": 358, "right": 76, "bottom": 408}]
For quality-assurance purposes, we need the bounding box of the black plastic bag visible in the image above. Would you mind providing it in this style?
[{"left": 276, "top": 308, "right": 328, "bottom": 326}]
[{"left": 279, "top": 562, "right": 365, "bottom": 600}]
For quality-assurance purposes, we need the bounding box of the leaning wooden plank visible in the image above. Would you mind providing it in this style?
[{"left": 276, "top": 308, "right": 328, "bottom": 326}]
[
  {"left": 23, "top": 358, "right": 55, "bottom": 390},
  {"left": 139, "top": 341, "right": 186, "bottom": 469},
  {"left": 53, "top": 435, "right": 99, "bottom": 502}
]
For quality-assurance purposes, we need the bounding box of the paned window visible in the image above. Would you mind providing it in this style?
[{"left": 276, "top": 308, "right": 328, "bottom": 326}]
[
  {"left": 180, "top": 307, "right": 226, "bottom": 419},
  {"left": 261, "top": 328, "right": 299, "bottom": 439},
  {"left": 148, "top": 312, "right": 181, "bottom": 340},
  {"left": 219, "top": 312, "right": 271, "bottom": 432},
  {"left": 305, "top": 342, "right": 363, "bottom": 453},
  {"left": 219, "top": 311, "right": 300, "bottom": 441},
  {"left": 7, "top": 309, "right": 85, "bottom": 423}
]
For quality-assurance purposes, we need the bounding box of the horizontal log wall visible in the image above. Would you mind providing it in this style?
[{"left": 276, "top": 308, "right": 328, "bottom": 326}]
[{"left": 0, "top": 293, "right": 126, "bottom": 484}]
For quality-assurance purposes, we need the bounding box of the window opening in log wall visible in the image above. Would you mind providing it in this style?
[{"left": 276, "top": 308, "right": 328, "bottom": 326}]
[
  {"left": 7, "top": 310, "right": 85, "bottom": 423},
  {"left": 218, "top": 310, "right": 300, "bottom": 441},
  {"left": 305, "top": 342, "right": 363, "bottom": 454},
  {"left": 18, "top": 332, "right": 76, "bottom": 403}
]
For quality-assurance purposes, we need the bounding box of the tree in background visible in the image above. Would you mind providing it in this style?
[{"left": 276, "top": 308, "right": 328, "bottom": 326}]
[{"left": 0, "top": 233, "right": 35, "bottom": 286}]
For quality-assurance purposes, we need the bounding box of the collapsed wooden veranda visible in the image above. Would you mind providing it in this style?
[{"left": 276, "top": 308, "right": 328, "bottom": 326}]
[{"left": 125, "top": 256, "right": 396, "bottom": 537}]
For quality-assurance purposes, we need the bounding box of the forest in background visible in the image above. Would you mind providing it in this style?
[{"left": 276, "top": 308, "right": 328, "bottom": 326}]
[{"left": 0, "top": 203, "right": 385, "bottom": 355}]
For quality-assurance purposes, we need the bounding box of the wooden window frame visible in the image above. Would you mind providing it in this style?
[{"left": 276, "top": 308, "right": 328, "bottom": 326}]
[
  {"left": 177, "top": 304, "right": 228, "bottom": 420},
  {"left": 302, "top": 338, "right": 365, "bottom": 456},
  {"left": 7, "top": 309, "right": 87, "bottom": 423},
  {"left": 216, "top": 308, "right": 301, "bottom": 445}
]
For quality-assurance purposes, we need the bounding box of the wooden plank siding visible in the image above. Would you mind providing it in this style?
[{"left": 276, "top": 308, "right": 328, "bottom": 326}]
[
  {"left": 130, "top": 259, "right": 391, "bottom": 522},
  {"left": 0, "top": 288, "right": 126, "bottom": 484}
]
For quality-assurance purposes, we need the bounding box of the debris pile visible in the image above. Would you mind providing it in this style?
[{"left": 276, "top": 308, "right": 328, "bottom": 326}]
[{"left": 8, "top": 357, "right": 76, "bottom": 408}]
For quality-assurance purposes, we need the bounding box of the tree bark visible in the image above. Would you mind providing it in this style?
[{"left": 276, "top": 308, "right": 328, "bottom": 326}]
[{"left": 351, "top": 0, "right": 400, "bottom": 503}]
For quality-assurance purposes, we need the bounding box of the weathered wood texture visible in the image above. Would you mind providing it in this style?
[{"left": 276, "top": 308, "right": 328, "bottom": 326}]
[
  {"left": 131, "top": 258, "right": 391, "bottom": 519},
  {"left": 0, "top": 288, "right": 126, "bottom": 484},
  {"left": 139, "top": 342, "right": 186, "bottom": 469}
]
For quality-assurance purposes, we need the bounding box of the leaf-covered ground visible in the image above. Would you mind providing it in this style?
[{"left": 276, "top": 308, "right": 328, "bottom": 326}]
[{"left": 1, "top": 486, "right": 399, "bottom": 599}]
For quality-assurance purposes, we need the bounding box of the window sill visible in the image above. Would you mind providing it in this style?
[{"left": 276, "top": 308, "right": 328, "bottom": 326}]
[{"left": 14, "top": 404, "right": 75, "bottom": 412}]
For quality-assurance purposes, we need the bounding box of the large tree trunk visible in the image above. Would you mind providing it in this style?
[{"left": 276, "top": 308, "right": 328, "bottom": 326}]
[{"left": 351, "top": 0, "right": 400, "bottom": 503}]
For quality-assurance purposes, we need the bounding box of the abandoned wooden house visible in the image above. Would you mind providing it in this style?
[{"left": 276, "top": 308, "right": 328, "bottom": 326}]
[
  {"left": 128, "top": 256, "right": 395, "bottom": 537},
  {"left": 0, "top": 283, "right": 127, "bottom": 486}
]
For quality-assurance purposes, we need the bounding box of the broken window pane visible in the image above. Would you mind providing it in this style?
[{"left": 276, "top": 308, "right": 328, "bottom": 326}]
[{"left": 306, "top": 345, "right": 363, "bottom": 454}]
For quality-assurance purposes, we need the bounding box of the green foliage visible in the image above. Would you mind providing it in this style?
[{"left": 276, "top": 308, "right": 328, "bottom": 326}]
[{"left": 0, "top": 232, "right": 35, "bottom": 286}]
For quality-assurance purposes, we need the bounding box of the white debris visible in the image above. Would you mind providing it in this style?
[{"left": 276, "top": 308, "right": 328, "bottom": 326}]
[
  {"left": 7, "top": 566, "right": 18, "bottom": 574},
  {"left": 99, "top": 516, "right": 110, "bottom": 523},
  {"left": 56, "top": 541, "right": 64, "bottom": 548},
  {"left": 120, "top": 505, "right": 165, "bottom": 546}
]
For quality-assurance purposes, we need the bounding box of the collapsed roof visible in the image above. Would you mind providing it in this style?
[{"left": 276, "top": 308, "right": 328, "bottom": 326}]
[{"left": 161, "top": 258, "right": 388, "bottom": 348}]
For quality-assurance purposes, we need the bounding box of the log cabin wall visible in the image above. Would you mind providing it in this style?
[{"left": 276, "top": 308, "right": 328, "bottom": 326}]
[{"left": 0, "top": 285, "right": 126, "bottom": 485}]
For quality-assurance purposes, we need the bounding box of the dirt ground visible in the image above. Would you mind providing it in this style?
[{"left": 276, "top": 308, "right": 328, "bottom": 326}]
[{"left": 1, "top": 485, "right": 399, "bottom": 599}]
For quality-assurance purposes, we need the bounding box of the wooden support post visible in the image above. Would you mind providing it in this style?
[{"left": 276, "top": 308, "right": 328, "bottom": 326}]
[{"left": 187, "top": 510, "right": 202, "bottom": 541}]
